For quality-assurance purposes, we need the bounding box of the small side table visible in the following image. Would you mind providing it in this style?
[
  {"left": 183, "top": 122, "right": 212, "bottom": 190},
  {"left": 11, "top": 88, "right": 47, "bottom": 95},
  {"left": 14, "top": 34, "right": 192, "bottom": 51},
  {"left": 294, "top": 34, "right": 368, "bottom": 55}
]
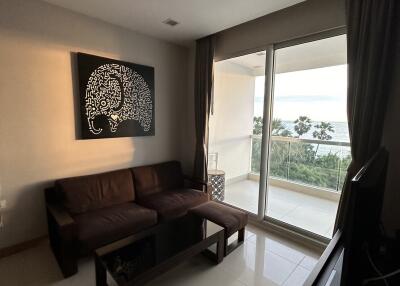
[{"left": 208, "top": 170, "right": 225, "bottom": 202}]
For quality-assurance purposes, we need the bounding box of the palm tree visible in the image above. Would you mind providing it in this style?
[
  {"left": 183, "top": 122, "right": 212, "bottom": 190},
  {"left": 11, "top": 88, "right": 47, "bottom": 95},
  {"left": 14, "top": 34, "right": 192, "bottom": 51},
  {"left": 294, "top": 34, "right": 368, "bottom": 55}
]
[
  {"left": 313, "top": 122, "right": 334, "bottom": 140},
  {"left": 312, "top": 121, "right": 334, "bottom": 155},
  {"left": 294, "top": 116, "right": 312, "bottom": 138},
  {"left": 271, "top": 118, "right": 292, "bottom": 137},
  {"left": 253, "top": 117, "right": 292, "bottom": 137},
  {"left": 253, "top": 116, "right": 263, "bottom": 135}
]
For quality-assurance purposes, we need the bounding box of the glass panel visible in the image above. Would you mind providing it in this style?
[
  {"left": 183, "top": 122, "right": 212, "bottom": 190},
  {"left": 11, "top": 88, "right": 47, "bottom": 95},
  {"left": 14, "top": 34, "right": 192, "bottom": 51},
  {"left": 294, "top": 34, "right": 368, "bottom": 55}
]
[
  {"left": 208, "top": 51, "right": 266, "bottom": 214},
  {"left": 265, "top": 35, "right": 349, "bottom": 238}
]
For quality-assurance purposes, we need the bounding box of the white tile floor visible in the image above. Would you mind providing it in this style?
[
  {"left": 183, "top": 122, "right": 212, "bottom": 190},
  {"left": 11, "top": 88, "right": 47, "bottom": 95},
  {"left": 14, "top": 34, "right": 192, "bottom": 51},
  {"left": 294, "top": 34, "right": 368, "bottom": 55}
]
[
  {"left": 0, "top": 225, "right": 321, "bottom": 286},
  {"left": 224, "top": 180, "right": 339, "bottom": 238}
]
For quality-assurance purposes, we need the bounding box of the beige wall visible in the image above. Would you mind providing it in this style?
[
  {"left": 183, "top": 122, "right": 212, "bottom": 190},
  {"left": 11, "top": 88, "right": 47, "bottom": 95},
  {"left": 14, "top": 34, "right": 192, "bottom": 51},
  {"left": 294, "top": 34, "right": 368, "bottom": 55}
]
[
  {"left": 209, "top": 62, "right": 255, "bottom": 181},
  {"left": 0, "top": 0, "right": 188, "bottom": 249}
]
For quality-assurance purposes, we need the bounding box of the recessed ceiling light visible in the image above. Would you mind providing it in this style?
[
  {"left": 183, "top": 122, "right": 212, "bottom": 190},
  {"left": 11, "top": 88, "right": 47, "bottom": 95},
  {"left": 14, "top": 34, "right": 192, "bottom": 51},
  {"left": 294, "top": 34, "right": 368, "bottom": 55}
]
[{"left": 163, "top": 18, "right": 179, "bottom": 27}]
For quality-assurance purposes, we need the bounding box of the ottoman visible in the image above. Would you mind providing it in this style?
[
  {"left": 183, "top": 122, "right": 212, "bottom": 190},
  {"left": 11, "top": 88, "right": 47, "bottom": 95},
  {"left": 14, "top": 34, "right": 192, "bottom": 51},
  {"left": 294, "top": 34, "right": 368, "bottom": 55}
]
[{"left": 189, "top": 201, "right": 248, "bottom": 256}]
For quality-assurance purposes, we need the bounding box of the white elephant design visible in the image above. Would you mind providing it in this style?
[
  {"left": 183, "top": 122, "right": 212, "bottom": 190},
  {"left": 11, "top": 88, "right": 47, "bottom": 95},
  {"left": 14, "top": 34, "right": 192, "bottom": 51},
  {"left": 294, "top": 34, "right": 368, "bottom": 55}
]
[{"left": 85, "top": 64, "right": 152, "bottom": 134}]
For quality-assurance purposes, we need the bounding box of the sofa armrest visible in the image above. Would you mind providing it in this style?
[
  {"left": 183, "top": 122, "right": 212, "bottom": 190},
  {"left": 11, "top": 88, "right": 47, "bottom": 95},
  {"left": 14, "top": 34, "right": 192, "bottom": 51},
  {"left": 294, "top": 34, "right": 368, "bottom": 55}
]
[
  {"left": 184, "top": 175, "right": 212, "bottom": 195},
  {"left": 47, "top": 203, "right": 75, "bottom": 227},
  {"left": 46, "top": 203, "right": 78, "bottom": 277},
  {"left": 47, "top": 202, "right": 77, "bottom": 244}
]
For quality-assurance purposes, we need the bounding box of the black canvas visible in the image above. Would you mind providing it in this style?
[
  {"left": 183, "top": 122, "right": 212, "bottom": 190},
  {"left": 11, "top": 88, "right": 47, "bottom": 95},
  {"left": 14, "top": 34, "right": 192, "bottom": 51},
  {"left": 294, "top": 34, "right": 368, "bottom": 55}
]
[{"left": 77, "top": 53, "right": 155, "bottom": 139}]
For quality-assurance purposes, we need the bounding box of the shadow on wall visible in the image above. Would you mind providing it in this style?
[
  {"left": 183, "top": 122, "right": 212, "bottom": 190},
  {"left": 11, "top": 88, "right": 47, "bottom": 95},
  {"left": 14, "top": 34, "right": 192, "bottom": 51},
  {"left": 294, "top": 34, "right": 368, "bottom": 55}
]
[
  {"left": 0, "top": 0, "right": 186, "bottom": 251},
  {"left": 1, "top": 181, "right": 50, "bottom": 249}
]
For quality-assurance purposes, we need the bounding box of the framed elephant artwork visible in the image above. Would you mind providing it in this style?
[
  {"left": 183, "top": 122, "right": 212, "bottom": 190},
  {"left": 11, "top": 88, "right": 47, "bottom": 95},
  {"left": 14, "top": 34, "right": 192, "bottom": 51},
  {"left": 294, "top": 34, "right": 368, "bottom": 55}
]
[{"left": 77, "top": 53, "right": 155, "bottom": 139}]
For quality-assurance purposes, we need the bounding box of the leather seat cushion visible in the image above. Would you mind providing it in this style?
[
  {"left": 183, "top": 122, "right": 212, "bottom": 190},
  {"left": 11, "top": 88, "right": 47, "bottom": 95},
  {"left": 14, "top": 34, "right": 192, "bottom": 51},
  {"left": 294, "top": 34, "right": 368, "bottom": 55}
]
[
  {"left": 56, "top": 169, "right": 135, "bottom": 214},
  {"left": 73, "top": 203, "right": 157, "bottom": 253},
  {"left": 131, "top": 161, "right": 184, "bottom": 198},
  {"left": 137, "top": 189, "right": 208, "bottom": 221},
  {"left": 189, "top": 201, "right": 248, "bottom": 237}
]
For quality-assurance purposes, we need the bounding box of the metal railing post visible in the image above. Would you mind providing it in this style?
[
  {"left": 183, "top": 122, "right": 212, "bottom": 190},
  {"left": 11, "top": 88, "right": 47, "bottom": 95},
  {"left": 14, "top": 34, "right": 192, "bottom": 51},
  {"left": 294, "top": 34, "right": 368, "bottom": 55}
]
[
  {"left": 287, "top": 141, "right": 291, "bottom": 180},
  {"left": 336, "top": 148, "right": 342, "bottom": 192}
]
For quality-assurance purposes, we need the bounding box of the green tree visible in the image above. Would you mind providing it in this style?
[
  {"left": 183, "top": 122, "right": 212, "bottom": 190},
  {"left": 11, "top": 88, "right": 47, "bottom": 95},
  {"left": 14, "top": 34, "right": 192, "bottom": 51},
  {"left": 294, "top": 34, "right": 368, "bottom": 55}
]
[
  {"left": 252, "top": 116, "right": 263, "bottom": 172},
  {"left": 271, "top": 118, "right": 292, "bottom": 137},
  {"left": 312, "top": 121, "right": 335, "bottom": 156},
  {"left": 252, "top": 117, "right": 292, "bottom": 173},
  {"left": 253, "top": 116, "right": 263, "bottom": 135},
  {"left": 253, "top": 117, "right": 292, "bottom": 137},
  {"left": 294, "top": 116, "right": 312, "bottom": 138},
  {"left": 269, "top": 119, "right": 350, "bottom": 190},
  {"left": 251, "top": 116, "right": 351, "bottom": 191},
  {"left": 313, "top": 122, "right": 334, "bottom": 140}
]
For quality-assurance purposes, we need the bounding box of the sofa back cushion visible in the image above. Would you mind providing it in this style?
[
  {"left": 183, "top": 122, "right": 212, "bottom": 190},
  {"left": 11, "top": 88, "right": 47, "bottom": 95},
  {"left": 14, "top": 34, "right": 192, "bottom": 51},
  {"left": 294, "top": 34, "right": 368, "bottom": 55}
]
[
  {"left": 56, "top": 169, "right": 135, "bottom": 214},
  {"left": 132, "top": 161, "right": 184, "bottom": 198}
]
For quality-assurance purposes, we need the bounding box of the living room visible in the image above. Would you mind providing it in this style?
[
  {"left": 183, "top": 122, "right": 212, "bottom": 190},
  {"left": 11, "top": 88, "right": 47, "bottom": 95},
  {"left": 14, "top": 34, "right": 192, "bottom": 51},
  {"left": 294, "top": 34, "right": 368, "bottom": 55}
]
[{"left": 0, "top": 0, "right": 399, "bottom": 285}]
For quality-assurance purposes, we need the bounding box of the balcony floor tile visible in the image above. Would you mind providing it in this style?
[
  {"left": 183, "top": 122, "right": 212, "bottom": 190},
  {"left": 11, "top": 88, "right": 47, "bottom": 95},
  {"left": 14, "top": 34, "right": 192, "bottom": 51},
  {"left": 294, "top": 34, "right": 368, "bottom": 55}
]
[{"left": 223, "top": 179, "right": 339, "bottom": 238}]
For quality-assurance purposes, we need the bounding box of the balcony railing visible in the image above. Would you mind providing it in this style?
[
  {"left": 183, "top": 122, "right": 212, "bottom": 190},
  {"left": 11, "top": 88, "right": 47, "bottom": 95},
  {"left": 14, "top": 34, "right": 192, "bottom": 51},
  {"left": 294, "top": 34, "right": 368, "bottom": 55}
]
[{"left": 251, "top": 135, "right": 351, "bottom": 192}]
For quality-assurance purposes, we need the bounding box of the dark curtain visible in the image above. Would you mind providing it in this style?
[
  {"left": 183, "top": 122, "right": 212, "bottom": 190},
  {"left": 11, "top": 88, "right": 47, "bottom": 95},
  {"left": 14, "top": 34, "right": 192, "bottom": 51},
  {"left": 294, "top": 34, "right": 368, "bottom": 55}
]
[
  {"left": 335, "top": 0, "right": 398, "bottom": 230},
  {"left": 193, "top": 36, "right": 215, "bottom": 181}
]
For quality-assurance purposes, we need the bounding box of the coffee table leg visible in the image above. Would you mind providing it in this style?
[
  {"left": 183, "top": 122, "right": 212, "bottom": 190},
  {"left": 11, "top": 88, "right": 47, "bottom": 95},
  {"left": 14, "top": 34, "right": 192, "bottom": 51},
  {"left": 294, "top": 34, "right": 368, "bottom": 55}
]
[
  {"left": 95, "top": 256, "right": 107, "bottom": 286},
  {"left": 238, "top": 228, "right": 245, "bottom": 242},
  {"left": 216, "top": 232, "right": 224, "bottom": 263}
]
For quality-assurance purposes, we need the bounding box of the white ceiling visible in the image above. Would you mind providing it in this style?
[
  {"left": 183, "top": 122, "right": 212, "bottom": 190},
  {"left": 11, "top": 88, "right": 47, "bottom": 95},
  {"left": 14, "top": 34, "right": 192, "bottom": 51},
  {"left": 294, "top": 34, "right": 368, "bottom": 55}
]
[
  {"left": 228, "top": 52, "right": 267, "bottom": 75},
  {"left": 43, "top": 0, "right": 305, "bottom": 46},
  {"left": 275, "top": 34, "right": 347, "bottom": 73}
]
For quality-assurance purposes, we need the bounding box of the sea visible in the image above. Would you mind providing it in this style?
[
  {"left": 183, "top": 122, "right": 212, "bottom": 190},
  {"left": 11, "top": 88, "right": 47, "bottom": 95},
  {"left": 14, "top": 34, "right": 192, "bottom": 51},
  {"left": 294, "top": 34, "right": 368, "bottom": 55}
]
[
  {"left": 281, "top": 121, "right": 350, "bottom": 142},
  {"left": 280, "top": 121, "right": 351, "bottom": 157}
]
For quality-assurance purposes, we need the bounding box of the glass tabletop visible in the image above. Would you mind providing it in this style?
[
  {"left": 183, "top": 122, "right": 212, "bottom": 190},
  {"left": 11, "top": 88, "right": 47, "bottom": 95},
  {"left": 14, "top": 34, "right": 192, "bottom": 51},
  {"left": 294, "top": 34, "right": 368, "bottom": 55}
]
[{"left": 97, "top": 219, "right": 224, "bottom": 284}]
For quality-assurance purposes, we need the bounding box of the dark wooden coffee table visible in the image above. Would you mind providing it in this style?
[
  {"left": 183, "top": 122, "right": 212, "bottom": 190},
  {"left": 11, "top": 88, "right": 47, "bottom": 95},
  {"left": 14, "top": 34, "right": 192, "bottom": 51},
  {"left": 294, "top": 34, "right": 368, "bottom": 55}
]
[{"left": 94, "top": 220, "right": 225, "bottom": 286}]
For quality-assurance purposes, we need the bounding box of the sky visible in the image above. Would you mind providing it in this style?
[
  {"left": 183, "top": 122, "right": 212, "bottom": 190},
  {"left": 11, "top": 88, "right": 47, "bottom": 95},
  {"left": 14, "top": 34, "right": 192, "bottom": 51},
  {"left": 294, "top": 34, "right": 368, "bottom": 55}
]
[{"left": 254, "top": 64, "right": 348, "bottom": 122}]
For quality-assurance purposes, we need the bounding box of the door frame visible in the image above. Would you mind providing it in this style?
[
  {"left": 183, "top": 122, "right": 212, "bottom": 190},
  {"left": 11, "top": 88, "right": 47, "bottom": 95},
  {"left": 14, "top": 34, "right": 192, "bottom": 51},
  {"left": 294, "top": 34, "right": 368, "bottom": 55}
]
[
  {"left": 210, "top": 26, "right": 347, "bottom": 245},
  {"left": 260, "top": 27, "right": 347, "bottom": 242}
]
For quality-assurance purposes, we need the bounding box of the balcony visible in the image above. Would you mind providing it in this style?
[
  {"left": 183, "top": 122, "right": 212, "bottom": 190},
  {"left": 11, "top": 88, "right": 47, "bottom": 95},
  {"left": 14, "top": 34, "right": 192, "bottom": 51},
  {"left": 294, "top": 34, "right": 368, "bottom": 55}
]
[
  {"left": 252, "top": 135, "right": 351, "bottom": 191},
  {"left": 217, "top": 135, "right": 351, "bottom": 238}
]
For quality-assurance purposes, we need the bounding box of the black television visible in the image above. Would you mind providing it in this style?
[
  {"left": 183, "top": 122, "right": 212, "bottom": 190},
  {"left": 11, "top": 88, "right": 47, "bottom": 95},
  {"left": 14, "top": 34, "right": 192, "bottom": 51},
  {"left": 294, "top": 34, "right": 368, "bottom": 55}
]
[{"left": 304, "top": 148, "right": 389, "bottom": 286}]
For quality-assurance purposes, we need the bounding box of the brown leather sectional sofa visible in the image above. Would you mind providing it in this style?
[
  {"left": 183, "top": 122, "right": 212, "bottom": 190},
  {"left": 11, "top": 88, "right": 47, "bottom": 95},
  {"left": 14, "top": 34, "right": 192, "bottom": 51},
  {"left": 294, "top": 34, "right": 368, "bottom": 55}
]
[{"left": 44, "top": 161, "right": 209, "bottom": 277}]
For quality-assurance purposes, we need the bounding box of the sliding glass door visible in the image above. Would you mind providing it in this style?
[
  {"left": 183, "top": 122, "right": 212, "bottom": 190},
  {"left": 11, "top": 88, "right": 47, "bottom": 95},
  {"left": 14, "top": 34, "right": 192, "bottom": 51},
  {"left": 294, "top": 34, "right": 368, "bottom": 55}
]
[
  {"left": 208, "top": 51, "right": 266, "bottom": 214},
  {"left": 265, "top": 34, "right": 349, "bottom": 238},
  {"left": 209, "top": 32, "right": 349, "bottom": 239}
]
